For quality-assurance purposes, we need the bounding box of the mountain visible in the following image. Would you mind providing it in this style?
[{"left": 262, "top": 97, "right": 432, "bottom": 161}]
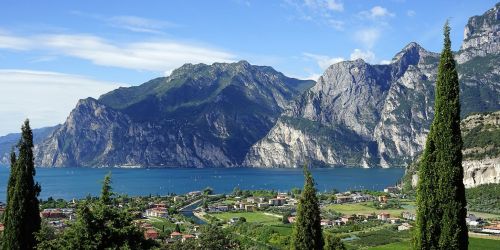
[
  {"left": 403, "top": 111, "right": 500, "bottom": 189},
  {"left": 244, "top": 4, "right": 500, "bottom": 168},
  {"left": 0, "top": 125, "right": 60, "bottom": 165},
  {"left": 34, "top": 61, "right": 314, "bottom": 167}
]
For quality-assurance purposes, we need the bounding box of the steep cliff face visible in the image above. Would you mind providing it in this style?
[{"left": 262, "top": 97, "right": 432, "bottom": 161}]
[
  {"left": 35, "top": 61, "right": 314, "bottom": 167},
  {"left": 245, "top": 43, "right": 440, "bottom": 167},
  {"left": 457, "top": 3, "right": 500, "bottom": 64},
  {"left": 408, "top": 111, "right": 500, "bottom": 188},
  {"left": 245, "top": 4, "right": 500, "bottom": 168}
]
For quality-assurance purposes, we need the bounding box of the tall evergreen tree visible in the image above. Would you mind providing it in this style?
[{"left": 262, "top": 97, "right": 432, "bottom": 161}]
[
  {"left": 2, "top": 120, "right": 41, "bottom": 250},
  {"left": 415, "top": 22, "right": 468, "bottom": 250},
  {"left": 291, "top": 166, "right": 324, "bottom": 250}
]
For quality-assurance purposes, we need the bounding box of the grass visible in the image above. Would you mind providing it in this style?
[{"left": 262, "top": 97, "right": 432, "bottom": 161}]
[
  {"left": 325, "top": 202, "right": 416, "bottom": 216},
  {"left": 211, "top": 211, "right": 281, "bottom": 225},
  {"left": 365, "top": 234, "right": 500, "bottom": 250}
]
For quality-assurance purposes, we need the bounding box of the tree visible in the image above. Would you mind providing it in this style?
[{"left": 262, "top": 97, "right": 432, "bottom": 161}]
[
  {"left": 2, "top": 120, "right": 41, "bottom": 250},
  {"left": 198, "top": 224, "right": 238, "bottom": 250},
  {"left": 38, "top": 174, "right": 155, "bottom": 249},
  {"left": 415, "top": 22, "right": 468, "bottom": 250},
  {"left": 324, "top": 234, "right": 346, "bottom": 250},
  {"left": 203, "top": 187, "right": 214, "bottom": 195},
  {"left": 100, "top": 172, "right": 113, "bottom": 205},
  {"left": 175, "top": 223, "right": 181, "bottom": 233},
  {"left": 291, "top": 166, "right": 324, "bottom": 250}
]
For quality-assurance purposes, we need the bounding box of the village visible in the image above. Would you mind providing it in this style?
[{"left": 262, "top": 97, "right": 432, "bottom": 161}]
[{"left": 0, "top": 184, "right": 497, "bottom": 248}]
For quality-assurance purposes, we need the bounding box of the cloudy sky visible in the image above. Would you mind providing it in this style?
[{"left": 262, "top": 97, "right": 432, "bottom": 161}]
[{"left": 0, "top": 0, "right": 497, "bottom": 135}]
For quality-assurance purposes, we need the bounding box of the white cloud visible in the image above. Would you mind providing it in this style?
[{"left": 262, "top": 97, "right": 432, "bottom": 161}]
[
  {"left": 0, "top": 32, "right": 236, "bottom": 73},
  {"left": 354, "top": 28, "right": 381, "bottom": 48},
  {"left": 359, "top": 6, "right": 395, "bottom": 20},
  {"left": 350, "top": 49, "right": 375, "bottom": 63},
  {"left": 0, "top": 33, "right": 32, "bottom": 50},
  {"left": 304, "top": 0, "right": 343, "bottom": 12},
  {"left": 407, "top": 10, "right": 416, "bottom": 17},
  {"left": 0, "top": 69, "right": 124, "bottom": 135},
  {"left": 325, "top": 0, "right": 343, "bottom": 11},
  {"left": 303, "top": 52, "right": 344, "bottom": 69}
]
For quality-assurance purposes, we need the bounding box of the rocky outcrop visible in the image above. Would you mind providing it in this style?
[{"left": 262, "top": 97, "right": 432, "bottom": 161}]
[
  {"left": 408, "top": 111, "right": 500, "bottom": 188},
  {"left": 456, "top": 3, "right": 500, "bottom": 63},
  {"left": 463, "top": 157, "right": 500, "bottom": 188}
]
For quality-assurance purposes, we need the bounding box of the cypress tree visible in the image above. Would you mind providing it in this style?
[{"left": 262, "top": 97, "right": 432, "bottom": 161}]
[
  {"left": 291, "top": 166, "right": 324, "bottom": 250},
  {"left": 415, "top": 22, "right": 468, "bottom": 249},
  {"left": 2, "top": 119, "right": 41, "bottom": 250}
]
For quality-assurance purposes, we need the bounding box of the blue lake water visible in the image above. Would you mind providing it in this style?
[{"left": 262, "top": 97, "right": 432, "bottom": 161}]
[{"left": 0, "top": 166, "right": 405, "bottom": 202}]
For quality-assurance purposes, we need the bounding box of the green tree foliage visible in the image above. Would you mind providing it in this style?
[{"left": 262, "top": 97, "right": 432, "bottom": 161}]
[
  {"left": 291, "top": 166, "right": 324, "bottom": 250},
  {"left": 415, "top": 22, "right": 468, "bottom": 250},
  {"left": 324, "top": 234, "right": 346, "bottom": 250},
  {"left": 198, "top": 224, "right": 239, "bottom": 250},
  {"left": 37, "top": 174, "right": 155, "bottom": 250},
  {"left": 2, "top": 120, "right": 41, "bottom": 250},
  {"left": 175, "top": 223, "right": 181, "bottom": 233}
]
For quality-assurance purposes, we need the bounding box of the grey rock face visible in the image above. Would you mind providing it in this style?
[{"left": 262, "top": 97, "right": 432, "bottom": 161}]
[
  {"left": 35, "top": 61, "right": 313, "bottom": 167},
  {"left": 245, "top": 43, "right": 440, "bottom": 167},
  {"left": 245, "top": 4, "right": 500, "bottom": 168},
  {"left": 457, "top": 3, "right": 500, "bottom": 63}
]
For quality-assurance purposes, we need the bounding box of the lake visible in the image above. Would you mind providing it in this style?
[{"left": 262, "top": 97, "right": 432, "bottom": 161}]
[{"left": 0, "top": 166, "right": 405, "bottom": 202}]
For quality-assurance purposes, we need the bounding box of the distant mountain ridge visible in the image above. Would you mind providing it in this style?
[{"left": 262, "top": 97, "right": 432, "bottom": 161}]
[
  {"left": 15, "top": 3, "right": 500, "bottom": 169},
  {"left": 34, "top": 61, "right": 314, "bottom": 167},
  {"left": 0, "top": 125, "right": 60, "bottom": 164}
]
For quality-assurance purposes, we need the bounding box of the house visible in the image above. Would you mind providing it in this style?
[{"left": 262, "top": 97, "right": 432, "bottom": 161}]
[
  {"left": 378, "top": 213, "right": 390, "bottom": 221},
  {"left": 257, "top": 203, "right": 269, "bottom": 209},
  {"left": 333, "top": 219, "right": 344, "bottom": 226},
  {"left": 398, "top": 223, "right": 413, "bottom": 231},
  {"left": 402, "top": 211, "right": 416, "bottom": 221},
  {"left": 482, "top": 224, "right": 500, "bottom": 234},
  {"left": 466, "top": 214, "right": 480, "bottom": 226},
  {"left": 145, "top": 207, "right": 168, "bottom": 218},
  {"left": 246, "top": 197, "right": 256, "bottom": 203},
  {"left": 277, "top": 193, "right": 288, "bottom": 199},
  {"left": 218, "top": 205, "right": 229, "bottom": 212},
  {"left": 257, "top": 197, "right": 266, "bottom": 203},
  {"left": 173, "top": 196, "right": 184, "bottom": 202},
  {"left": 378, "top": 196, "right": 388, "bottom": 203},
  {"left": 182, "top": 234, "right": 196, "bottom": 242},
  {"left": 245, "top": 205, "right": 255, "bottom": 212},
  {"left": 384, "top": 186, "right": 399, "bottom": 193},
  {"left": 341, "top": 216, "right": 354, "bottom": 223},
  {"left": 269, "top": 198, "right": 286, "bottom": 206},
  {"left": 288, "top": 216, "right": 296, "bottom": 223},
  {"left": 188, "top": 191, "right": 202, "bottom": 197},
  {"left": 321, "top": 219, "right": 332, "bottom": 226},
  {"left": 40, "top": 209, "right": 65, "bottom": 219},
  {"left": 152, "top": 203, "right": 167, "bottom": 209},
  {"left": 170, "top": 231, "right": 183, "bottom": 239},
  {"left": 336, "top": 195, "right": 352, "bottom": 204},
  {"left": 0, "top": 223, "right": 4, "bottom": 232},
  {"left": 144, "top": 228, "right": 159, "bottom": 240}
]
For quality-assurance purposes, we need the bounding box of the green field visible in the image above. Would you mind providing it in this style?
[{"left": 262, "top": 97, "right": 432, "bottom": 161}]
[
  {"left": 212, "top": 211, "right": 281, "bottom": 225},
  {"left": 367, "top": 236, "right": 499, "bottom": 250},
  {"left": 325, "top": 202, "right": 416, "bottom": 216}
]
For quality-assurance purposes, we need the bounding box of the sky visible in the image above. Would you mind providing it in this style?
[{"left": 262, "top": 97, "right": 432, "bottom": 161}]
[{"left": 0, "top": 0, "right": 498, "bottom": 135}]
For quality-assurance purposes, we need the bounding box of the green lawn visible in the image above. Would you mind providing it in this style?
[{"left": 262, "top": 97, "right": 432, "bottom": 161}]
[
  {"left": 325, "top": 202, "right": 416, "bottom": 216},
  {"left": 211, "top": 211, "right": 281, "bottom": 225},
  {"left": 367, "top": 236, "right": 500, "bottom": 250}
]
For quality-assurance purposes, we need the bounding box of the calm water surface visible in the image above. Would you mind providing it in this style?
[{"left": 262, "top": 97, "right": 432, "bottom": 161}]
[{"left": 0, "top": 166, "right": 405, "bottom": 202}]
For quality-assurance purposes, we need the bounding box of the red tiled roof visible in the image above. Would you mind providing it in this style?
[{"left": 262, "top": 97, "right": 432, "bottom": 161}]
[{"left": 170, "top": 232, "right": 182, "bottom": 236}]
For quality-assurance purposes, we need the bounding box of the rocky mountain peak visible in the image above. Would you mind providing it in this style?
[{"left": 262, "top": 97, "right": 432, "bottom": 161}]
[
  {"left": 392, "top": 42, "right": 425, "bottom": 63},
  {"left": 457, "top": 3, "right": 500, "bottom": 63}
]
